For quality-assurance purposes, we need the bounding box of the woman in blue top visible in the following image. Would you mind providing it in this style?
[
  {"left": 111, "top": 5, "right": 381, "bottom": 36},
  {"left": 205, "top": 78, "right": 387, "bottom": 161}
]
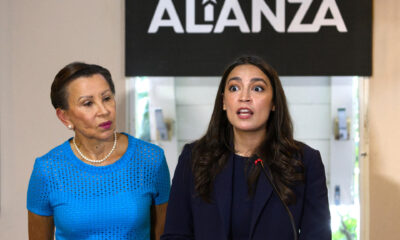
[
  {"left": 162, "top": 56, "right": 331, "bottom": 239},
  {"left": 27, "top": 62, "right": 170, "bottom": 239}
]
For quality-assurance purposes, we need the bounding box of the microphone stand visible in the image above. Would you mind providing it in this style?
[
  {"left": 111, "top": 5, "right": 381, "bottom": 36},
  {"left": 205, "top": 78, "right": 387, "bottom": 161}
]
[{"left": 254, "top": 158, "right": 298, "bottom": 240}]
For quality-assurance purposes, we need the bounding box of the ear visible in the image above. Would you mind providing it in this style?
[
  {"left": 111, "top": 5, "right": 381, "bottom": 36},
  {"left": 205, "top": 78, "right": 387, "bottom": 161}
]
[
  {"left": 222, "top": 93, "right": 226, "bottom": 111},
  {"left": 56, "top": 108, "right": 73, "bottom": 129}
]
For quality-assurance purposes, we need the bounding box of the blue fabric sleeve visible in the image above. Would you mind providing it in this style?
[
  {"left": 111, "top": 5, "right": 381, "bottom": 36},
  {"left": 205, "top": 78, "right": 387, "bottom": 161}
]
[
  {"left": 153, "top": 152, "right": 171, "bottom": 205},
  {"left": 27, "top": 158, "right": 53, "bottom": 216}
]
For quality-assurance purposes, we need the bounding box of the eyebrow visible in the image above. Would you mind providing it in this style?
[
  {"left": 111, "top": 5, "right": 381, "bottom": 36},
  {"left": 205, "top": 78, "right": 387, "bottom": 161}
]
[
  {"left": 227, "top": 77, "right": 268, "bottom": 85},
  {"left": 78, "top": 89, "right": 112, "bottom": 101}
]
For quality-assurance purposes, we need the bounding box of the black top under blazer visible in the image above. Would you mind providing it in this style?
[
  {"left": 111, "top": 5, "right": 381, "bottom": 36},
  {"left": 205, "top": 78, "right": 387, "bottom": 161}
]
[{"left": 161, "top": 143, "right": 331, "bottom": 240}]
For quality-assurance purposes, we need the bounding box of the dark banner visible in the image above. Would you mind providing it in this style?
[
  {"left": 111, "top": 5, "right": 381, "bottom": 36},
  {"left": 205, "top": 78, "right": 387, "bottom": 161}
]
[{"left": 126, "top": 0, "right": 371, "bottom": 76}]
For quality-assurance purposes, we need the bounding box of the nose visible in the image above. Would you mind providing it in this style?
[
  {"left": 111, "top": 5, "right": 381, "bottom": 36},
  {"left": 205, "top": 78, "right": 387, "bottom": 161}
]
[
  {"left": 97, "top": 102, "right": 110, "bottom": 116},
  {"left": 239, "top": 88, "right": 251, "bottom": 102}
]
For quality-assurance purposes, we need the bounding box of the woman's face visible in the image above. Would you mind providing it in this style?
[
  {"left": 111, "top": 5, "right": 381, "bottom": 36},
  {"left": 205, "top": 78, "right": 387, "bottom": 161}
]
[
  {"left": 63, "top": 74, "right": 116, "bottom": 141},
  {"left": 223, "top": 64, "right": 275, "bottom": 136}
]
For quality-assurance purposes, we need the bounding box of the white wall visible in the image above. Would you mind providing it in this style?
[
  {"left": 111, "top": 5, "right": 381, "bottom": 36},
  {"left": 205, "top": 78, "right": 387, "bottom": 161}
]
[
  {"left": 175, "top": 77, "right": 220, "bottom": 151},
  {"left": 0, "top": 1, "right": 125, "bottom": 239}
]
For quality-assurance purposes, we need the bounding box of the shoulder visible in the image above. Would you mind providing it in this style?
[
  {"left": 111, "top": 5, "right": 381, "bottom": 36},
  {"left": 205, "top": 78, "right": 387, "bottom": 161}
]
[
  {"left": 298, "top": 142, "right": 326, "bottom": 180},
  {"left": 125, "top": 133, "right": 164, "bottom": 155},
  {"left": 30, "top": 140, "right": 71, "bottom": 184},
  {"left": 180, "top": 142, "right": 195, "bottom": 159},
  {"left": 124, "top": 133, "right": 166, "bottom": 168},
  {"left": 34, "top": 140, "right": 71, "bottom": 167},
  {"left": 298, "top": 143, "right": 322, "bottom": 166},
  {"left": 173, "top": 143, "right": 196, "bottom": 179},
  {"left": 177, "top": 142, "right": 197, "bottom": 168}
]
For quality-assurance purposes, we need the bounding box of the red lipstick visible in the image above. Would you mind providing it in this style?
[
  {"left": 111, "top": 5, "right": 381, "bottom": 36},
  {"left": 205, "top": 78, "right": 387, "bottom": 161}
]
[{"left": 99, "top": 121, "right": 112, "bottom": 129}]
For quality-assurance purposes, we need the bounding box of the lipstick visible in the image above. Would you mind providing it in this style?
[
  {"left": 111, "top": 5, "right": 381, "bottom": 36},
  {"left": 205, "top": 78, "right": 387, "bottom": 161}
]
[{"left": 99, "top": 121, "right": 112, "bottom": 129}]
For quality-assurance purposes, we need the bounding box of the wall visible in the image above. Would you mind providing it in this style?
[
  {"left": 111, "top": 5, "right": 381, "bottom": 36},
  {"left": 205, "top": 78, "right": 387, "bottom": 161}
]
[
  {"left": 369, "top": 0, "right": 400, "bottom": 239},
  {"left": 0, "top": 1, "right": 125, "bottom": 239}
]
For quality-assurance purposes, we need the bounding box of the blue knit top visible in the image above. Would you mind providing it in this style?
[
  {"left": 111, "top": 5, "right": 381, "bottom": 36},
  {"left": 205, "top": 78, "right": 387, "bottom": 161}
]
[{"left": 27, "top": 133, "right": 170, "bottom": 240}]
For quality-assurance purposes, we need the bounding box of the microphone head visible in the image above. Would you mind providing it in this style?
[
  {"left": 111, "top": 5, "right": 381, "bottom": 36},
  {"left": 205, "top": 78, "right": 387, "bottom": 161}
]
[
  {"left": 254, "top": 158, "right": 262, "bottom": 166},
  {"left": 249, "top": 155, "right": 262, "bottom": 166}
]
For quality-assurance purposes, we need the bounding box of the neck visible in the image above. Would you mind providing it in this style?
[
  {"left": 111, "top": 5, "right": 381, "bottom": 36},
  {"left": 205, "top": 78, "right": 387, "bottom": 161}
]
[
  {"left": 74, "top": 132, "right": 115, "bottom": 159},
  {"left": 233, "top": 129, "right": 266, "bottom": 157}
]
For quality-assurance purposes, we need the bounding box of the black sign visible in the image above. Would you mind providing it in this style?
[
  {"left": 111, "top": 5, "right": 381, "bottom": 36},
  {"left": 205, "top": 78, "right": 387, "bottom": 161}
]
[{"left": 126, "top": 0, "right": 371, "bottom": 76}]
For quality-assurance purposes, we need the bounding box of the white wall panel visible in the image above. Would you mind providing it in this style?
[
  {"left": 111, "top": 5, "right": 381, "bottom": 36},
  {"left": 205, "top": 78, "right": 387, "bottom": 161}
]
[
  {"left": 175, "top": 77, "right": 219, "bottom": 105},
  {"left": 290, "top": 105, "right": 331, "bottom": 139},
  {"left": 176, "top": 105, "right": 213, "bottom": 141},
  {"left": 281, "top": 77, "right": 331, "bottom": 104}
]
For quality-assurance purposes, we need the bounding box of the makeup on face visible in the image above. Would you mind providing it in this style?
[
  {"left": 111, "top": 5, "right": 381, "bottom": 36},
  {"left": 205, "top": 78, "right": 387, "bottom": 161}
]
[
  {"left": 99, "top": 121, "right": 113, "bottom": 130},
  {"left": 223, "top": 64, "right": 274, "bottom": 134},
  {"left": 65, "top": 74, "right": 116, "bottom": 140}
]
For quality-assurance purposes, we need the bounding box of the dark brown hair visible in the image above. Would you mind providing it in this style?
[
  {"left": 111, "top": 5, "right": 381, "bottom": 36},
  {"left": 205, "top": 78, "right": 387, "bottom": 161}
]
[
  {"left": 50, "top": 62, "right": 115, "bottom": 109},
  {"left": 192, "top": 55, "right": 304, "bottom": 205}
]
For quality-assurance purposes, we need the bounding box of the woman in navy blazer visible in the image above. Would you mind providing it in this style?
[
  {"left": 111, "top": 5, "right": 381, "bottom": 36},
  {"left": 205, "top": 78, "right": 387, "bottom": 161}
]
[{"left": 162, "top": 56, "right": 331, "bottom": 240}]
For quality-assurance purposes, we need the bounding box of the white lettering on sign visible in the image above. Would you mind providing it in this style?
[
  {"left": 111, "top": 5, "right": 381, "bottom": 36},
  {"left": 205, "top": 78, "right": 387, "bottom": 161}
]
[
  {"left": 148, "top": 0, "right": 184, "bottom": 33},
  {"left": 214, "top": 0, "right": 250, "bottom": 33},
  {"left": 287, "top": 0, "right": 347, "bottom": 32},
  {"left": 148, "top": 0, "right": 348, "bottom": 33},
  {"left": 252, "top": 0, "right": 285, "bottom": 33},
  {"left": 187, "top": 0, "right": 213, "bottom": 33}
]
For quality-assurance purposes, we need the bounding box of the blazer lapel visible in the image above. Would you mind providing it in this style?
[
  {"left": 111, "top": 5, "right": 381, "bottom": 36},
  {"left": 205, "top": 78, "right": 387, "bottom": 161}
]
[
  {"left": 248, "top": 169, "right": 273, "bottom": 239},
  {"left": 214, "top": 154, "right": 234, "bottom": 239}
]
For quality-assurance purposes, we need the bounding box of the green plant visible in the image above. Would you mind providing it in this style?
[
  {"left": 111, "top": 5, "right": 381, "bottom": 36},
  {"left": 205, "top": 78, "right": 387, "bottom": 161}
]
[{"left": 332, "top": 214, "right": 358, "bottom": 240}]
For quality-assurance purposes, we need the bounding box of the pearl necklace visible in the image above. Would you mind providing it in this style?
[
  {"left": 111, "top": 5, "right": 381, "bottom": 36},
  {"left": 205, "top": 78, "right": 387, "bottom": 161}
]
[{"left": 73, "top": 132, "right": 117, "bottom": 164}]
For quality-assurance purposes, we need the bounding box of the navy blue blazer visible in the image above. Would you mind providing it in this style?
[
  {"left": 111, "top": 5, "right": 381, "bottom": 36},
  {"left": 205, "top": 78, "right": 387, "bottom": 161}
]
[{"left": 161, "top": 144, "right": 331, "bottom": 240}]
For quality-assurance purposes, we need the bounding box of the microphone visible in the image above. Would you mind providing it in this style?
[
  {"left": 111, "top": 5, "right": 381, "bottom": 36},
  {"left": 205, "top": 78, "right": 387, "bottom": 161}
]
[{"left": 254, "top": 158, "right": 298, "bottom": 240}]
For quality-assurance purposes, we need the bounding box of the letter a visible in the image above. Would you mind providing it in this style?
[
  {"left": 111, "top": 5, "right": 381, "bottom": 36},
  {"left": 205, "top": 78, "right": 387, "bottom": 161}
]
[
  {"left": 313, "top": 0, "right": 347, "bottom": 32},
  {"left": 148, "top": 0, "right": 184, "bottom": 33},
  {"left": 214, "top": 0, "right": 250, "bottom": 33}
]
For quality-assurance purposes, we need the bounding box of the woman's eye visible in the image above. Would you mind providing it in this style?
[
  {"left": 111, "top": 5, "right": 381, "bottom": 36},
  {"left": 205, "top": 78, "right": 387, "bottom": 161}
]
[
  {"left": 83, "top": 101, "right": 93, "bottom": 107},
  {"left": 229, "top": 85, "right": 239, "bottom": 92},
  {"left": 253, "top": 86, "right": 264, "bottom": 92},
  {"left": 104, "top": 96, "right": 111, "bottom": 101}
]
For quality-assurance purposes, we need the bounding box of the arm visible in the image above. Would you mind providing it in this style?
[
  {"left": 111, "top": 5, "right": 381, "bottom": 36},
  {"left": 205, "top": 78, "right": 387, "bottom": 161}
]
[
  {"left": 151, "top": 203, "right": 168, "bottom": 240},
  {"left": 27, "top": 158, "right": 55, "bottom": 239},
  {"left": 28, "top": 211, "right": 54, "bottom": 240},
  {"left": 299, "top": 149, "right": 332, "bottom": 240},
  {"left": 161, "top": 145, "right": 194, "bottom": 240}
]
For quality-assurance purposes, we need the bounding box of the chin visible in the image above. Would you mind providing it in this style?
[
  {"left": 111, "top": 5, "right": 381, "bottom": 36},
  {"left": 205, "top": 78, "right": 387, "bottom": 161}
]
[
  {"left": 98, "top": 130, "right": 115, "bottom": 139},
  {"left": 233, "top": 124, "right": 266, "bottom": 133}
]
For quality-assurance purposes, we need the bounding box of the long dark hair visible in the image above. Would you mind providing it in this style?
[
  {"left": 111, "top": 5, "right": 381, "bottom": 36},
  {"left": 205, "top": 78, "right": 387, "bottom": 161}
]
[{"left": 192, "top": 56, "right": 304, "bottom": 205}]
